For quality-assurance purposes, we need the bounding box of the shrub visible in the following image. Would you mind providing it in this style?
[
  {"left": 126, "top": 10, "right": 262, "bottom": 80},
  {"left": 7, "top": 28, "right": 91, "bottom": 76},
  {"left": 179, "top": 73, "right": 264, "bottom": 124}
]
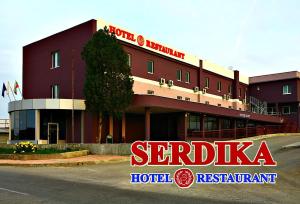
[{"left": 14, "top": 141, "right": 37, "bottom": 154}]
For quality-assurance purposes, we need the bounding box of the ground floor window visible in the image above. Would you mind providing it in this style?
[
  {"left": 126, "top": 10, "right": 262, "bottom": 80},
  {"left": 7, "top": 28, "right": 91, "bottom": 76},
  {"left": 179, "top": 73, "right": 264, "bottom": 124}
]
[
  {"left": 188, "top": 114, "right": 200, "bottom": 130},
  {"left": 221, "top": 118, "right": 231, "bottom": 129},
  {"left": 204, "top": 117, "right": 217, "bottom": 131},
  {"left": 236, "top": 120, "right": 246, "bottom": 128},
  {"left": 282, "top": 106, "right": 291, "bottom": 115},
  {"left": 11, "top": 110, "right": 35, "bottom": 140}
]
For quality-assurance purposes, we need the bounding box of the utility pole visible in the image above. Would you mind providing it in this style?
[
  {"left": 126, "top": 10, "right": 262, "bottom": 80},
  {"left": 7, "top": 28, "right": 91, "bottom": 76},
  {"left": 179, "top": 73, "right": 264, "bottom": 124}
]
[{"left": 71, "top": 49, "right": 75, "bottom": 143}]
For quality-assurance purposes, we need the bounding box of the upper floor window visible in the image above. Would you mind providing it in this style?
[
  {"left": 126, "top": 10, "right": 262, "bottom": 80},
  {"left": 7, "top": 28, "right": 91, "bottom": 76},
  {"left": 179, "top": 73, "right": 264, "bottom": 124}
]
[
  {"left": 147, "top": 61, "right": 154, "bottom": 74},
  {"left": 205, "top": 77, "right": 209, "bottom": 88},
  {"left": 283, "top": 85, "right": 291, "bottom": 95},
  {"left": 51, "top": 51, "right": 60, "bottom": 68},
  {"left": 239, "top": 88, "right": 242, "bottom": 97},
  {"left": 217, "top": 81, "right": 222, "bottom": 92},
  {"left": 228, "top": 85, "right": 232, "bottom": 94},
  {"left": 282, "top": 106, "right": 291, "bottom": 115},
  {"left": 176, "top": 69, "right": 182, "bottom": 81},
  {"left": 185, "top": 72, "right": 190, "bottom": 83},
  {"left": 127, "top": 53, "right": 132, "bottom": 67},
  {"left": 51, "top": 85, "right": 60, "bottom": 99}
]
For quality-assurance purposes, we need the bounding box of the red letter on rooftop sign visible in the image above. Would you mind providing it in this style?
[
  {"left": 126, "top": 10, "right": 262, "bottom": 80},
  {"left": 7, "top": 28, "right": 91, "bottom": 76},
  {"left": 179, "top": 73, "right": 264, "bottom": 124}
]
[
  {"left": 131, "top": 141, "right": 148, "bottom": 166},
  {"left": 148, "top": 142, "right": 169, "bottom": 165},
  {"left": 252, "top": 141, "right": 276, "bottom": 166},
  {"left": 169, "top": 141, "right": 193, "bottom": 165}
]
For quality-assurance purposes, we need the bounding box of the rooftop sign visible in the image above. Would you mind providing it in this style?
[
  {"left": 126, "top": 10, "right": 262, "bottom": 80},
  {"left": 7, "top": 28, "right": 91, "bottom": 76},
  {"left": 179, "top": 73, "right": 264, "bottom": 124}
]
[{"left": 96, "top": 19, "right": 199, "bottom": 67}]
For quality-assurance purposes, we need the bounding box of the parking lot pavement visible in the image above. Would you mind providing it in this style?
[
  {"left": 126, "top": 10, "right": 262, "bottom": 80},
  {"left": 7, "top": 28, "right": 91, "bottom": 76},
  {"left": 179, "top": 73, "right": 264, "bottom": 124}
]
[{"left": 0, "top": 135, "right": 299, "bottom": 204}]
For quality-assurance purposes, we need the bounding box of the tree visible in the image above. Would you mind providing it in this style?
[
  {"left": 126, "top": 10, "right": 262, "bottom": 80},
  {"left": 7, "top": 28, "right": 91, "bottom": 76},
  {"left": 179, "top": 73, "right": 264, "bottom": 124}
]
[{"left": 82, "top": 26, "right": 134, "bottom": 143}]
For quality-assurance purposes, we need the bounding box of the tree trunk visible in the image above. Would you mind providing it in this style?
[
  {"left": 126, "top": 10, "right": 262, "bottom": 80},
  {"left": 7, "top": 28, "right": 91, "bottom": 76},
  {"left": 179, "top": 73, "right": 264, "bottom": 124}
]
[{"left": 98, "top": 112, "right": 103, "bottom": 143}]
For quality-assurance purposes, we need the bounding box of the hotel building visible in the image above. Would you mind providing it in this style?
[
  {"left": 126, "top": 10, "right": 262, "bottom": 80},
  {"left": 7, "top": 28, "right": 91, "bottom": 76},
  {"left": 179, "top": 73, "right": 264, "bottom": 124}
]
[{"left": 7, "top": 19, "right": 298, "bottom": 144}]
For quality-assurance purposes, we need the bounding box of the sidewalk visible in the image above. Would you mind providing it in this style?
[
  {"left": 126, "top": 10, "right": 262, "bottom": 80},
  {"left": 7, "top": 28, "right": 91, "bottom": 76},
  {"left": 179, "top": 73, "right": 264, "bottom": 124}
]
[{"left": 0, "top": 155, "right": 130, "bottom": 167}]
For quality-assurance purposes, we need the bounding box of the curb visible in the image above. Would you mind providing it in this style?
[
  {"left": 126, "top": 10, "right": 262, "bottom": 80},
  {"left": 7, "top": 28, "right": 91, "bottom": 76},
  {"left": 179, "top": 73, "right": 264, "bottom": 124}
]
[
  {"left": 0, "top": 150, "right": 89, "bottom": 160},
  {"left": 281, "top": 142, "right": 300, "bottom": 150},
  {"left": 0, "top": 157, "right": 130, "bottom": 167},
  {"left": 233, "top": 133, "right": 300, "bottom": 142}
]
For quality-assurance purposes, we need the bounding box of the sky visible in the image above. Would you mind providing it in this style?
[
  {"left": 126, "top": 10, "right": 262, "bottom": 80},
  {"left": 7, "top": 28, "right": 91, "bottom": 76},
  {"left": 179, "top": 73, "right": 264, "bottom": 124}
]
[{"left": 0, "top": 0, "right": 299, "bottom": 118}]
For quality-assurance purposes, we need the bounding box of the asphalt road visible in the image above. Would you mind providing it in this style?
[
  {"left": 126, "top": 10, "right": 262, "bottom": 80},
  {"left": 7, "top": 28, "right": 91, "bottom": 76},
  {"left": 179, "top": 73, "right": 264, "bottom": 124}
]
[{"left": 0, "top": 136, "right": 299, "bottom": 204}]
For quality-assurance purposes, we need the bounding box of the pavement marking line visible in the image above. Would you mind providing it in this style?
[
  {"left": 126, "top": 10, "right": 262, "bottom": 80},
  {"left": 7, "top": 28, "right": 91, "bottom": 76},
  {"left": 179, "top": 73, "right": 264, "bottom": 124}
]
[{"left": 0, "top": 187, "right": 29, "bottom": 196}]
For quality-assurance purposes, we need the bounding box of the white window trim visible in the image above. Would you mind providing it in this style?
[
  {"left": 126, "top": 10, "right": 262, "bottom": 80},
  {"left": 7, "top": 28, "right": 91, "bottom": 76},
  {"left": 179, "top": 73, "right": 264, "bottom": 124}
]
[
  {"left": 282, "top": 85, "right": 291, "bottom": 95},
  {"left": 205, "top": 78, "right": 209, "bottom": 89},
  {"left": 176, "top": 70, "right": 182, "bottom": 81},
  {"left": 147, "top": 61, "right": 154, "bottom": 74},
  {"left": 185, "top": 72, "right": 190, "bottom": 83},
  {"left": 217, "top": 81, "right": 222, "bottom": 92},
  {"left": 51, "top": 51, "right": 60, "bottom": 69}
]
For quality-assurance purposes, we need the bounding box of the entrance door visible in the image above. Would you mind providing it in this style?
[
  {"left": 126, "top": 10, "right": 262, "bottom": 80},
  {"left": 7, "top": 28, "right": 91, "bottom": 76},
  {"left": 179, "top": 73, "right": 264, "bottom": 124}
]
[{"left": 48, "top": 123, "right": 59, "bottom": 144}]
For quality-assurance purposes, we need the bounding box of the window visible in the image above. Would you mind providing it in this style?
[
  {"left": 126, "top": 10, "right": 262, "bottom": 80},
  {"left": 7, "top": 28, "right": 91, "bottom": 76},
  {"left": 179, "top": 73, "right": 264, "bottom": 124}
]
[
  {"left": 205, "top": 77, "right": 209, "bottom": 88},
  {"left": 267, "top": 107, "right": 276, "bottom": 115},
  {"left": 51, "top": 51, "right": 60, "bottom": 68},
  {"left": 204, "top": 117, "right": 217, "bottom": 131},
  {"left": 228, "top": 85, "right": 232, "bottom": 94},
  {"left": 147, "top": 61, "right": 154, "bottom": 74},
  {"left": 221, "top": 119, "right": 231, "bottom": 129},
  {"left": 217, "top": 81, "right": 222, "bottom": 92},
  {"left": 51, "top": 85, "right": 60, "bottom": 99},
  {"left": 188, "top": 115, "right": 200, "bottom": 130},
  {"left": 176, "top": 69, "right": 182, "bottom": 81},
  {"left": 239, "top": 88, "right": 242, "bottom": 97},
  {"left": 127, "top": 53, "right": 132, "bottom": 67},
  {"left": 283, "top": 85, "right": 291, "bottom": 95},
  {"left": 185, "top": 72, "right": 190, "bottom": 83},
  {"left": 282, "top": 106, "right": 291, "bottom": 115},
  {"left": 11, "top": 110, "right": 35, "bottom": 140}
]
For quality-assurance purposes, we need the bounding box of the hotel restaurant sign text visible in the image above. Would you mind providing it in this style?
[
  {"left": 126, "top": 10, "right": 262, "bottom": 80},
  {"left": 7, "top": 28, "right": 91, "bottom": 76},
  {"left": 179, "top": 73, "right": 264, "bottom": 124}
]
[{"left": 97, "top": 19, "right": 199, "bottom": 67}]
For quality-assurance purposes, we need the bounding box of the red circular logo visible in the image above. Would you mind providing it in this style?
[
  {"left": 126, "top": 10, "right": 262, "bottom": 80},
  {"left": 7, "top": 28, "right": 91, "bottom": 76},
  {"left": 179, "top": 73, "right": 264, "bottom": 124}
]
[
  {"left": 137, "top": 35, "right": 144, "bottom": 46},
  {"left": 174, "top": 168, "right": 194, "bottom": 188}
]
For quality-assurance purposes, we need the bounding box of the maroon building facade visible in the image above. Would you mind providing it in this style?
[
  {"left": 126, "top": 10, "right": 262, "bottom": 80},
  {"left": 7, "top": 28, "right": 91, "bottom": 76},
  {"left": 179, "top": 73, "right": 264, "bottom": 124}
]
[
  {"left": 249, "top": 71, "right": 300, "bottom": 132},
  {"left": 7, "top": 19, "right": 295, "bottom": 144}
]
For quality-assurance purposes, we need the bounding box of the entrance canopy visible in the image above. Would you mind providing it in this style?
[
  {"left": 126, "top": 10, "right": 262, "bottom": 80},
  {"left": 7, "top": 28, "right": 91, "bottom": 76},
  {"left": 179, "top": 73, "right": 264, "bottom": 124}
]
[{"left": 8, "top": 99, "right": 85, "bottom": 112}]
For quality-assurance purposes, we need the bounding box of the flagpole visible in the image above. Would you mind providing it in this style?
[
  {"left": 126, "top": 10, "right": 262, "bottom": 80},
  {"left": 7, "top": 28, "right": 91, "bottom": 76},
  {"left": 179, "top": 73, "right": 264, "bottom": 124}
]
[
  {"left": 18, "top": 85, "right": 23, "bottom": 99},
  {"left": 7, "top": 82, "right": 15, "bottom": 101},
  {"left": 71, "top": 49, "right": 75, "bottom": 143}
]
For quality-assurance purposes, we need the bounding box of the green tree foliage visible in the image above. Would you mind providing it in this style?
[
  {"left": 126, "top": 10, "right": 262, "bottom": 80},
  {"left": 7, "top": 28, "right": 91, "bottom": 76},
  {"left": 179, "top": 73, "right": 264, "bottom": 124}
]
[{"left": 82, "top": 27, "right": 133, "bottom": 142}]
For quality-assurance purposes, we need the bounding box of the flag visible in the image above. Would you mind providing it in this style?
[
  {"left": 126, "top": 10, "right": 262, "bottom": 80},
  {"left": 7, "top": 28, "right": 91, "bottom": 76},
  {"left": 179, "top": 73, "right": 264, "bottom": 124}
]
[
  {"left": 1, "top": 83, "right": 7, "bottom": 97},
  {"left": 14, "top": 81, "right": 19, "bottom": 95}
]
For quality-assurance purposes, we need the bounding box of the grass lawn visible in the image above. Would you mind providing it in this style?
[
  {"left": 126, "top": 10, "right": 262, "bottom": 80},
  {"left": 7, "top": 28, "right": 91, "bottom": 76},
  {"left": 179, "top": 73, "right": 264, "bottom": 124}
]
[{"left": 0, "top": 148, "right": 79, "bottom": 154}]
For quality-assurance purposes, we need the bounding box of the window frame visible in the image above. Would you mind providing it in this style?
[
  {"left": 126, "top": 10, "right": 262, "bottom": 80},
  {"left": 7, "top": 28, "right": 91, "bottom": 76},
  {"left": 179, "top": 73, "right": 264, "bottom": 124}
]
[
  {"left": 176, "top": 69, "right": 182, "bottom": 81},
  {"left": 185, "top": 71, "right": 190, "bottom": 83},
  {"left": 282, "top": 106, "right": 291, "bottom": 115},
  {"left": 204, "top": 77, "right": 209, "bottom": 88},
  {"left": 282, "top": 85, "right": 291, "bottom": 95},
  {"left": 147, "top": 60, "right": 154, "bottom": 74},
  {"left": 217, "top": 81, "right": 222, "bottom": 92},
  {"left": 51, "top": 84, "right": 60, "bottom": 99},
  {"left": 127, "top": 53, "right": 132, "bottom": 67},
  {"left": 51, "top": 51, "right": 60, "bottom": 69},
  {"left": 228, "top": 85, "right": 232, "bottom": 94}
]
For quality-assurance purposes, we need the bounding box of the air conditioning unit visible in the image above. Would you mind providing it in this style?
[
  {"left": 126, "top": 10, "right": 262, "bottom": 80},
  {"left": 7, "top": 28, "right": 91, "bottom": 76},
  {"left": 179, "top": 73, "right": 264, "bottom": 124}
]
[
  {"left": 202, "top": 88, "right": 207, "bottom": 94},
  {"left": 147, "top": 90, "right": 154, "bottom": 95},
  {"left": 193, "top": 86, "right": 199, "bottom": 93},
  {"left": 168, "top": 80, "right": 173, "bottom": 87},
  {"left": 226, "top": 94, "right": 230, "bottom": 100},
  {"left": 159, "top": 78, "right": 165, "bottom": 85}
]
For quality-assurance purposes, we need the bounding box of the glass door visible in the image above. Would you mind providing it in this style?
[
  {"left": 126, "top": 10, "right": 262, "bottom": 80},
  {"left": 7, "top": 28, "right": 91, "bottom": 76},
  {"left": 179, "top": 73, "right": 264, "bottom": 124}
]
[{"left": 48, "top": 123, "right": 59, "bottom": 144}]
